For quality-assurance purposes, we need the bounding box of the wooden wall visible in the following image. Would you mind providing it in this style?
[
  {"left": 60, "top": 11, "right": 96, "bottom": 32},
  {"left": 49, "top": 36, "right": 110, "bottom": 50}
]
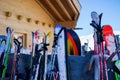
[{"left": 0, "top": 0, "right": 55, "bottom": 51}]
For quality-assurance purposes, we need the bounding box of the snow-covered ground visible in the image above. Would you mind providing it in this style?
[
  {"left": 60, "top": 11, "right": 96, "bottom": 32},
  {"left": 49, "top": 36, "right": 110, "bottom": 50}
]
[{"left": 80, "top": 30, "right": 120, "bottom": 51}]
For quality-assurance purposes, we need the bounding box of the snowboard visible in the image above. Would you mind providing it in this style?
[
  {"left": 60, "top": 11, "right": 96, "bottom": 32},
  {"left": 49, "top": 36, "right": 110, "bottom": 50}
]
[
  {"left": 67, "top": 29, "right": 81, "bottom": 56},
  {"left": 54, "top": 24, "right": 68, "bottom": 80}
]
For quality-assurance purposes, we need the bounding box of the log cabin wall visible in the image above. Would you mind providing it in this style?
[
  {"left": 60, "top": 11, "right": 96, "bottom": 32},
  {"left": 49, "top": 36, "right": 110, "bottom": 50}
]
[{"left": 0, "top": 0, "right": 54, "bottom": 51}]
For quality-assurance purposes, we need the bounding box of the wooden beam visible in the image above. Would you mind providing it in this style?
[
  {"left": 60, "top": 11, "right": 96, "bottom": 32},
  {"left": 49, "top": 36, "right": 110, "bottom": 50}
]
[
  {"left": 36, "top": 0, "right": 56, "bottom": 21},
  {"left": 67, "top": 0, "right": 79, "bottom": 20},
  {"left": 72, "top": 0, "right": 82, "bottom": 13},
  {"left": 55, "top": 20, "right": 77, "bottom": 29},
  {"left": 45, "top": 0, "right": 65, "bottom": 21},
  {"left": 55, "top": 0, "right": 72, "bottom": 20}
]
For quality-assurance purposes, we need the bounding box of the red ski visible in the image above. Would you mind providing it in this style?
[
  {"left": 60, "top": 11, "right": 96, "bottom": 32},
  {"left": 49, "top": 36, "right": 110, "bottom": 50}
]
[{"left": 102, "top": 25, "right": 116, "bottom": 56}]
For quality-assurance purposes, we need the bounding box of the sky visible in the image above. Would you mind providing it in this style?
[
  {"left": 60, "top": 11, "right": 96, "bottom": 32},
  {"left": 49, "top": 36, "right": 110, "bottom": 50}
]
[{"left": 75, "top": 0, "right": 120, "bottom": 37}]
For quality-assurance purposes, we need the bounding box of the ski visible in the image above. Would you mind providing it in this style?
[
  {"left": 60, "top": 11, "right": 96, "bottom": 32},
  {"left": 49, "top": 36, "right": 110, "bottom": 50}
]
[
  {"left": 115, "top": 35, "right": 120, "bottom": 59},
  {"left": 29, "top": 32, "right": 34, "bottom": 80},
  {"left": 46, "top": 29, "right": 62, "bottom": 80},
  {"left": 43, "top": 33, "right": 48, "bottom": 80},
  {"left": 30, "top": 30, "right": 43, "bottom": 80},
  {"left": 114, "top": 60, "right": 120, "bottom": 80},
  {"left": 11, "top": 38, "right": 22, "bottom": 80},
  {"left": 102, "top": 25, "right": 116, "bottom": 56},
  {"left": 0, "top": 36, "right": 7, "bottom": 77},
  {"left": 2, "top": 27, "right": 13, "bottom": 78},
  {"left": 53, "top": 24, "right": 69, "bottom": 80}
]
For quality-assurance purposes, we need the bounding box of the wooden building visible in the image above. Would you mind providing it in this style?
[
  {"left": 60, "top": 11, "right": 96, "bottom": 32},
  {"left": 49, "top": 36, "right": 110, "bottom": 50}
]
[{"left": 0, "top": 0, "right": 81, "bottom": 51}]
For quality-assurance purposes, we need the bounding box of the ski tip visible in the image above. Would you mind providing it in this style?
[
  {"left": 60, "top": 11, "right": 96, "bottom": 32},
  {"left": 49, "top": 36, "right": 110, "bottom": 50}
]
[
  {"left": 91, "top": 11, "right": 98, "bottom": 16},
  {"left": 54, "top": 24, "right": 62, "bottom": 30},
  {"left": 6, "top": 27, "right": 12, "bottom": 34}
]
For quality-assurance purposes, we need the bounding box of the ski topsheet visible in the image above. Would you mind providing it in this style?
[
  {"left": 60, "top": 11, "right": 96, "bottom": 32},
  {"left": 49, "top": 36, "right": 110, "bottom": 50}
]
[
  {"left": 0, "top": 36, "right": 7, "bottom": 77},
  {"left": 30, "top": 30, "right": 43, "bottom": 80},
  {"left": 0, "top": 36, "right": 7, "bottom": 61},
  {"left": 67, "top": 29, "right": 81, "bottom": 56},
  {"left": 54, "top": 24, "right": 68, "bottom": 80},
  {"left": 2, "top": 27, "right": 13, "bottom": 78},
  {"left": 102, "top": 25, "right": 118, "bottom": 60}
]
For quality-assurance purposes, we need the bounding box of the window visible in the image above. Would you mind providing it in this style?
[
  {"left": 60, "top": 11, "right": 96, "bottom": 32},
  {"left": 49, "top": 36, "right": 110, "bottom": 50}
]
[{"left": 14, "top": 32, "right": 27, "bottom": 47}]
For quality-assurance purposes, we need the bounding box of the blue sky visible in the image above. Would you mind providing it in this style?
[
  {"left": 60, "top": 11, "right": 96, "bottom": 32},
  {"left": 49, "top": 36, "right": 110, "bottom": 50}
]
[{"left": 75, "top": 0, "right": 120, "bottom": 36}]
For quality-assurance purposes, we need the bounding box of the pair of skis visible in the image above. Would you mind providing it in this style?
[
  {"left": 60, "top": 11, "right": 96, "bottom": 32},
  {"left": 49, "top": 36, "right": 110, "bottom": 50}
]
[
  {"left": 1, "top": 27, "right": 19, "bottom": 79},
  {"left": 30, "top": 30, "right": 44, "bottom": 80},
  {"left": 30, "top": 25, "right": 69, "bottom": 80},
  {"left": 91, "top": 11, "right": 120, "bottom": 80},
  {"left": 44, "top": 25, "right": 69, "bottom": 80},
  {"left": 11, "top": 38, "right": 22, "bottom": 80},
  {"left": 30, "top": 30, "right": 42, "bottom": 80},
  {"left": 30, "top": 30, "right": 51, "bottom": 80},
  {"left": 90, "top": 11, "right": 108, "bottom": 80}
]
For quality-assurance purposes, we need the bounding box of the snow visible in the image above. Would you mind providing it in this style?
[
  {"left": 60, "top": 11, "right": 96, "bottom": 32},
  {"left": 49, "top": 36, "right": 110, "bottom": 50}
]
[
  {"left": 80, "top": 30, "right": 120, "bottom": 51},
  {"left": 80, "top": 34, "right": 94, "bottom": 51}
]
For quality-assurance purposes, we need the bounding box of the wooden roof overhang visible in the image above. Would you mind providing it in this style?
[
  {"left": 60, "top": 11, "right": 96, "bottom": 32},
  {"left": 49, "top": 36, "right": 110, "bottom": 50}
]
[{"left": 36, "top": 0, "right": 81, "bottom": 29}]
